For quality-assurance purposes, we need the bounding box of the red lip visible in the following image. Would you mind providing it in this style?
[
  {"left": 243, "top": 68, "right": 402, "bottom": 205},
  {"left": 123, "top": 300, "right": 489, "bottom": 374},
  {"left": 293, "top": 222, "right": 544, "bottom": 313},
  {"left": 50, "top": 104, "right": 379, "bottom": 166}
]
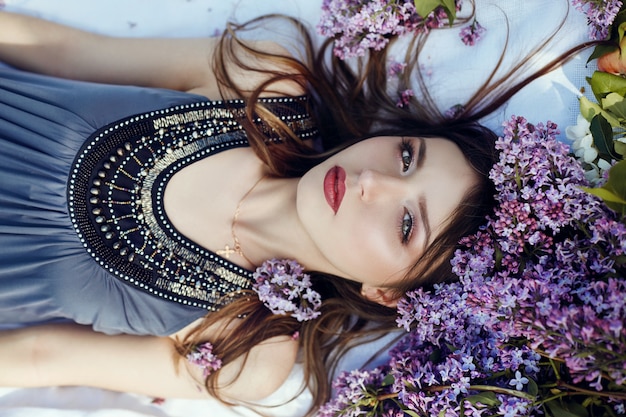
[{"left": 324, "top": 166, "right": 346, "bottom": 214}]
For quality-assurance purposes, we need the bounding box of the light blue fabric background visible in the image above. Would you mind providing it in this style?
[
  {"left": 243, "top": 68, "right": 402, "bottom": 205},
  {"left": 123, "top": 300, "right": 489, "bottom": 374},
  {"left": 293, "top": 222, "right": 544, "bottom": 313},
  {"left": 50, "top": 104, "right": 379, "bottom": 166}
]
[{"left": 0, "top": 1, "right": 593, "bottom": 416}]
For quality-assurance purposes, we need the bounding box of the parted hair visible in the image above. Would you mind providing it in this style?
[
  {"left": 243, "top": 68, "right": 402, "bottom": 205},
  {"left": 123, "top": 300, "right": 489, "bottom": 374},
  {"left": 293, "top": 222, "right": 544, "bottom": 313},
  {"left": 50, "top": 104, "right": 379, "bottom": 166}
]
[{"left": 176, "top": 7, "right": 593, "bottom": 415}]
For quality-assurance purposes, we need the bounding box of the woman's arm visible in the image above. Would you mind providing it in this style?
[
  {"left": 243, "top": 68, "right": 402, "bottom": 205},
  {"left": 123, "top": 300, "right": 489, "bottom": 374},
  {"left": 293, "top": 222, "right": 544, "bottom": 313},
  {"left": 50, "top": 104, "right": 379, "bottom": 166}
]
[
  {"left": 0, "top": 323, "right": 298, "bottom": 402},
  {"left": 0, "top": 11, "right": 304, "bottom": 99}
]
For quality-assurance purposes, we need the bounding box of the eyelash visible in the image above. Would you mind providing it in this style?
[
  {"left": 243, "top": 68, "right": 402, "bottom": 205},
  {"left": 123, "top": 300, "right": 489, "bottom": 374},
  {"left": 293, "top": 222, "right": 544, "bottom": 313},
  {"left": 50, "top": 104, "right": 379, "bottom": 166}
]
[
  {"left": 399, "top": 138, "right": 415, "bottom": 173},
  {"left": 398, "top": 138, "right": 415, "bottom": 244},
  {"left": 399, "top": 209, "right": 414, "bottom": 244}
]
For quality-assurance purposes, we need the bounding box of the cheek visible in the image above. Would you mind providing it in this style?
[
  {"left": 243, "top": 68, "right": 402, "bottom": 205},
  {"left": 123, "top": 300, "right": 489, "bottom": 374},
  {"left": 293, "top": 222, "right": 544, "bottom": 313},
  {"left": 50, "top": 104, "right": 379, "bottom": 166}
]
[{"left": 333, "top": 213, "right": 402, "bottom": 281}]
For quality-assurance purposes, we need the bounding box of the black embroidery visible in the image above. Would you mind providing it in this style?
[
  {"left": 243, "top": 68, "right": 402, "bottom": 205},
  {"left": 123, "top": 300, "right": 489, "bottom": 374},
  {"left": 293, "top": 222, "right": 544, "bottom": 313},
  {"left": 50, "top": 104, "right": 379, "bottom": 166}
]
[{"left": 67, "top": 97, "right": 317, "bottom": 310}]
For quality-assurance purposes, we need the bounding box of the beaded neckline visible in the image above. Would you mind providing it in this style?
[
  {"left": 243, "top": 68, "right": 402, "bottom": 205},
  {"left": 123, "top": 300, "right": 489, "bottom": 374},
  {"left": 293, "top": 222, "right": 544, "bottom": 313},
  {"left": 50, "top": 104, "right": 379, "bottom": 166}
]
[{"left": 67, "top": 96, "right": 317, "bottom": 310}]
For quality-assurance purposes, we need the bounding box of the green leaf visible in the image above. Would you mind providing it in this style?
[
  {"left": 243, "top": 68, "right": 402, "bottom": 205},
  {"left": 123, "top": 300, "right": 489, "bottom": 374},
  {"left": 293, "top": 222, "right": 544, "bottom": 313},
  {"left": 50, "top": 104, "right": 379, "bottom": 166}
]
[
  {"left": 606, "top": 159, "right": 626, "bottom": 198},
  {"left": 440, "top": 0, "right": 457, "bottom": 23},
  {"left": 582, "top": 160, "right": 626, "bottom": 216},
  {"left": 588, "top": 71, "right": 626, "bottom": 101},
  {"left": 588, "top": 44, "right": 618, "bottom": 63},
  {"left": 465, "top": 392, "right": 500, "bottom": 407},
  {"left": 403, "top": 410, "right": 420, "bottom": 417},
  {"left": 429, "top": 347, "right": 442, "bottom": 363},
  {"left": 585, "top": 10, "right": 623, "bottom": 63},
  {"left": 605, "top": 159, "right": 626, "bottom": 215},
  {"left": 579, "top": 96, "right": 621, "bottom": 127},
  {"left": 618, "top": 21, "right": 626, "bottom": 43},
  {"left": 413, "top": 0, "right": 441, "bottom": 18},
  {"left": 615, "top": 140, "right": 626, "bottom": 156},
  {"left": 527, "top": 378, "right": 539, "bottom": 397},
  {"left": 581, "top": 396, "right": 601, "bottom": 408},
  {"left": 545, "top": 399, "right": 589, "bottom": 417},
  {"left": 494, "top": 244, "right": 503, "bottom": 269},
  {"left": 581, "top": 186, "right": 626, "bottom": 204},
  {"left": 382, "top": 373, "right": 395, "bottom": 387},
  {"left": 614, "top": 10, "right": 626, "bottom": 39},
  {"left": 606, "top": 196, "right": 626, "bottom": 215},
  {"left": 590, "top": 114, "right": 620, "bottom": 160},
  {"left": 602, "top": 92, "right": 626, "bottom": 120},
  {"left": 412, "top": 0, "right": 456, "bottom": 23},
  {"left": 580, "top": 96, "right": 602, "bottom": 121}
]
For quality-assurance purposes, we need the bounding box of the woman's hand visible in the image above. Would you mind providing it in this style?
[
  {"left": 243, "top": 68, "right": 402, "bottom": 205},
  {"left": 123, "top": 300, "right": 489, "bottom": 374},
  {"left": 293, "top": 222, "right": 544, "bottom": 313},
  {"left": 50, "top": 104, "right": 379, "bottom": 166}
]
[
  {"left": 0, "top": 323, "right": 298, "bottom": 402},
  {"left": 0, "top": 11, "right": 304, "bottom": 99}
]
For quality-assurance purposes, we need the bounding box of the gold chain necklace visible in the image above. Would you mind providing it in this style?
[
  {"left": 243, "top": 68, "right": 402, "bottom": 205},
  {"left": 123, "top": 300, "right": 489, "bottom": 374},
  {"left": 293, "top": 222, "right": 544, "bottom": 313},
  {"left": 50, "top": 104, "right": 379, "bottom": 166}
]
[{"left": 216, "top": 175, "right": 265, "bottom": 265}]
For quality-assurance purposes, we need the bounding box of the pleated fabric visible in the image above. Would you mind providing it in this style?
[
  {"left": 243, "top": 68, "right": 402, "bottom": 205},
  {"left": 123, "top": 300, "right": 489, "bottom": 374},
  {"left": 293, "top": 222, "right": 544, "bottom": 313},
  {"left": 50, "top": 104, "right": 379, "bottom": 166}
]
[{"left": 0, "top": 66, "right": 210, "bottom": 335}]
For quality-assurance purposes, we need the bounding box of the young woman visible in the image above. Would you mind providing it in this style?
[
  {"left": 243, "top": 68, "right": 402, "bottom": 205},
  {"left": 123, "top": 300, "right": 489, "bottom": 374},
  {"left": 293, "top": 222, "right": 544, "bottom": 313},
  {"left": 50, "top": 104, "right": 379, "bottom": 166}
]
[{"left": 0, "top": 5, "right": 588, "bottom": 414}]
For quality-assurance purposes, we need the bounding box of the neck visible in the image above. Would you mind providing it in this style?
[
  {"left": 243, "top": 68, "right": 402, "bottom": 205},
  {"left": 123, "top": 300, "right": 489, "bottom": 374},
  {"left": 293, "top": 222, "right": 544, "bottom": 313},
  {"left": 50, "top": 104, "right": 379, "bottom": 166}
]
[{"left": 235, "top": 176, "right": 337, "bottom": 274}]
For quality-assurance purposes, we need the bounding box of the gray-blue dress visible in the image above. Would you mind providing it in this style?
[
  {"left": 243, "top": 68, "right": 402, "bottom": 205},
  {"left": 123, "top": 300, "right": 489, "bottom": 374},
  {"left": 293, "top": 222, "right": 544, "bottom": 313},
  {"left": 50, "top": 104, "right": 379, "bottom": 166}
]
[{"left": 0, "top": 66, "right": 318, "bottom": 335}]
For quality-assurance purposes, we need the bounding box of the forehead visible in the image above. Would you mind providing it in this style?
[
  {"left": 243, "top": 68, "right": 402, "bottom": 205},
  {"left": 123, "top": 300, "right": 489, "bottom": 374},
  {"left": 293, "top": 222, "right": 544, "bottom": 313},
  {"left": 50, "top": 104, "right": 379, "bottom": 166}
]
[
  {"left": 422, "top": 136, "right": 472, "bottom": 168},
  {"left": 348, "top": 135, "right": 461, "bottom": 153},
  {"left": 353, "top": 135, "right": 473, "bottom": 170},
  {"left": 416, "top": 137, "right": 479, "bottom": 243}
]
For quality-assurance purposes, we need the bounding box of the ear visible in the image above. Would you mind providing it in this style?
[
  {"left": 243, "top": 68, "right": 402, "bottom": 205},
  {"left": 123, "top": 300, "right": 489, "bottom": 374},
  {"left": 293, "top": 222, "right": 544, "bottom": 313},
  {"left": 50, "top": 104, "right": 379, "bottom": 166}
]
[{"left": 360, "top": 285, "right": 400, "bottom": 308}]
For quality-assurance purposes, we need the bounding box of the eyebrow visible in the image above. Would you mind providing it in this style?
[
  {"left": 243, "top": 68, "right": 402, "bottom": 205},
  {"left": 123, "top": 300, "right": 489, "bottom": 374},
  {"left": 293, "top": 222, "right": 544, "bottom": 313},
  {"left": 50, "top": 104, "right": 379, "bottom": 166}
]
[
  {"left": 416, "top": 137, "right": 426, "bottom": 169},
  {"left": 419, "top": 196, "right": 431, "bottom": 252},
  {"left": 416, "top": 138, "right": 431, "bottom": 250}
]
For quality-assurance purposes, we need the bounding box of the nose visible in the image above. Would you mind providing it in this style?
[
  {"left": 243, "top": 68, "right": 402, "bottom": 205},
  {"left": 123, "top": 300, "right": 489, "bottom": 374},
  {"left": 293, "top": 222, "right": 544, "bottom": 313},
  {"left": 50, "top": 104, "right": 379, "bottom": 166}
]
[{"left": 359, "top": 169, "right": 405, "bottom": 202}]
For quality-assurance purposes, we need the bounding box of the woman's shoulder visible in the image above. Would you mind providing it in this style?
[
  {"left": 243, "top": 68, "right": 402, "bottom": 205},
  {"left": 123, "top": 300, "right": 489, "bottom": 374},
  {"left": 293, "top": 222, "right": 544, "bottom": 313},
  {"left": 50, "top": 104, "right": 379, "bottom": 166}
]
[
  {"left": 172, "top": 319, "right": 299, "bottom": 402},
  {"left": 219, "top": 335, "right": 300, "bottom": 402}
]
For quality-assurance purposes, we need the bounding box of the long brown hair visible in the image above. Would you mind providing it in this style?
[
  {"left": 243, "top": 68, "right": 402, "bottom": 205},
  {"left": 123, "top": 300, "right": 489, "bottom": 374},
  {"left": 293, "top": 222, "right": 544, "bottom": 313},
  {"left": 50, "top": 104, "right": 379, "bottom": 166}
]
[{"left": 177, "top": 5, "right": 593, "bottom": 414}]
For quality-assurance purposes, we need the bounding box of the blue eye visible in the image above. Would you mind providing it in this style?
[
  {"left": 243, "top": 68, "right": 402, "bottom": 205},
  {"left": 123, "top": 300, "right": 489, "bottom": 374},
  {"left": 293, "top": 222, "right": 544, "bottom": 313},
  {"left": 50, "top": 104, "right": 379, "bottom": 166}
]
[
  {"left": 400, "top": 210, "right": 414, "bottom": 244},
  {"left": 399, "top": 138, "right": 414, "bottom": 172}
]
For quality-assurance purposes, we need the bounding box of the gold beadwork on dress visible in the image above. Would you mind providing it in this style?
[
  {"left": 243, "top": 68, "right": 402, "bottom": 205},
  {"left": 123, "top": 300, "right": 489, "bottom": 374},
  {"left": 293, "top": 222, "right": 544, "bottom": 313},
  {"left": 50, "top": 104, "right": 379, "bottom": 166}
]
[{"left": 67, "top": 96, "right": 318, "bottom": 310}]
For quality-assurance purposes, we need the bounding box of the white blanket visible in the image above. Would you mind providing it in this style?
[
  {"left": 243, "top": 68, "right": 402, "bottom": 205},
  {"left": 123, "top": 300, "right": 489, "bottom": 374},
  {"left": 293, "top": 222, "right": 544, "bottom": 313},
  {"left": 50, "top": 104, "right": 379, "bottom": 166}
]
[{"left": 0, "top": 0, "right": 591, "bottom": 416}]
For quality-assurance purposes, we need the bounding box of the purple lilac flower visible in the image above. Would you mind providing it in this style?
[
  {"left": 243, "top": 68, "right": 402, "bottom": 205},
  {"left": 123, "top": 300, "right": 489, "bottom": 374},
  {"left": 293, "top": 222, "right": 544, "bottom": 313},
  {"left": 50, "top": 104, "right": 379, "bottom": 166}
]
[
  {"left": 452, "top": 115, "right": 626, "bottom": 395},
  {"left": 387, "top": 58, "right": 407, "bottom": 78},
  {"left": 321, "top": 114, "right": 626, "bottom": 416},
  {"left": 571, "top": 0, "right": 623, "bottom": 40},
  {"left": 396, "top": 88, "right": 414, "bottom": 108},
  {"left": 317, "top": 0, "right": 463, "bottom": 59},
  {"left": 390, "top": 281, "right": 540, "bottom": 416},
  {"left": 509, "top": 371, "right": 529, "bottom": 391},
  {"left": 444, "top": 104, "right": 465, "bottom": 119},
  {"left": 252, "top": 258, "right": 322, "bottom": 321},
  {"left": 186, "top": 342, "right": 222, "bottom": 378},
  {"left": 459, "top": 20, "right": 486, "bottom": 45},
  {"left": 497, "top": 395, "right": 533, "bottom": 417},
  {"left": 317, "top": 367, "right": 394, "bottom": 417}
]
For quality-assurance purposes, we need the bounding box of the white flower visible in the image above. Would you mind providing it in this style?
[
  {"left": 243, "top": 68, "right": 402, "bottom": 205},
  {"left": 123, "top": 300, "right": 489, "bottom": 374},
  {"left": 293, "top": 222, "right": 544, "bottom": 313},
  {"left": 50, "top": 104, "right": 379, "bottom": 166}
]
[
  {"left": 578, "top": 136, "right": 599, "bottom": 163},
  {"left": 582, "top": 157, "right": 612, "bottom": 185},
  {"left": 598, "top": 158, "right": 613, "bottom": 171},
  {"left": 565, "top": 114, "right": 591, "bottom": 140},
  {"left": 565, "top": 115, "right": 616, "bottom": 184},
  {"left": 583, "top": 164, "right": 601, "bottom": 183},
  {"left": 566, "top": 115, "right": 598, "bottom": 163}
]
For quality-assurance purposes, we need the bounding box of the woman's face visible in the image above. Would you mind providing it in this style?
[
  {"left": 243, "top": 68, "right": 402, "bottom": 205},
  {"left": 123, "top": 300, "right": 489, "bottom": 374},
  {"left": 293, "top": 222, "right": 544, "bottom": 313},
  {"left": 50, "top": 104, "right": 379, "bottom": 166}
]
[{"left": 296, "top": 135, "right": 478, "bottom": 288}]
